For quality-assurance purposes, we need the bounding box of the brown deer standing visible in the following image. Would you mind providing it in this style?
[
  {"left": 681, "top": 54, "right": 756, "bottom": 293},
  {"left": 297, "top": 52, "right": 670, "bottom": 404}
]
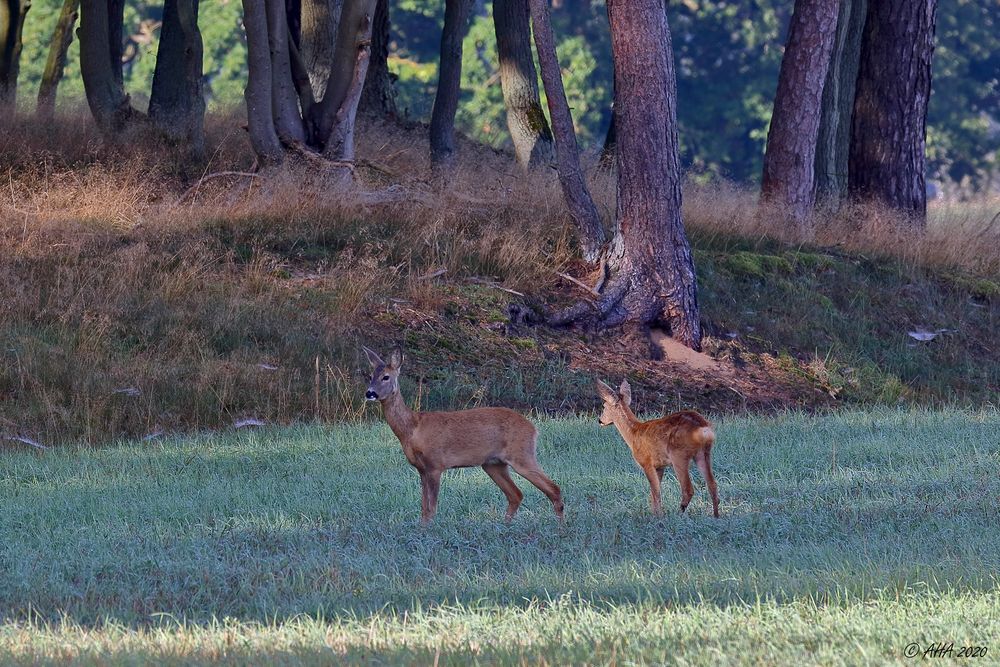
[
  {"left": 596, "top": 379, "right": 720, "bottom": 517},
  {"left": 363, "top": 346, "right": 564, "bottom": 524}
]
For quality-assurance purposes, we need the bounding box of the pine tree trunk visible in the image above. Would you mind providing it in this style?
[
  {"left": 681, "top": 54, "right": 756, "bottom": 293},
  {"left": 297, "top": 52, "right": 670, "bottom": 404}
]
[
  {"left": 149, "top": 0, "right": 206, "bottom": 156},
  {"left": 549, "top": 0, "right": 701, "bottom": 350},
  {"left": 528, "top": 0, "right": 605, "bottom": 262},
  {"left": 848, "top": 0, "right": 937, "bottom": 222},
  {"left": 359, "top": 0, "right": 397, "bottom": 117},
  {"left": 814, "top": 0, "right": 866, "bottom": 205},
  {"left": 79, "top": 0, "right": 140, "bottom": 133},
  {"left": 0, "top": 0, "right": 30, "bottom": 109},
  {"left": 429, "top": 0, "right": 473, "bottom": 167},
  {"left": 760, "top": 0, "right": 839, "bottom": 225},
  {"left": 36, "top": 0, "right": 79, "bottom": 119},
  {"left": 493, "top": 0, "right": 552, "bottom": 168}
]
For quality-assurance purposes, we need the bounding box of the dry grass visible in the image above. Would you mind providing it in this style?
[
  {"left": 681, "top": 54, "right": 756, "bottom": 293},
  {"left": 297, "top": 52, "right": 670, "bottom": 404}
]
[{"left": 1, "top": 109, "right": 997, "bottom": 443}]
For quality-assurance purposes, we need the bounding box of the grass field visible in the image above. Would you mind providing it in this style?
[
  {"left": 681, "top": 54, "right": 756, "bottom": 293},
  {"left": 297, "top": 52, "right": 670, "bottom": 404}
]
[{"left": 2, "top": 408, "right": 999, "bottom": 664}]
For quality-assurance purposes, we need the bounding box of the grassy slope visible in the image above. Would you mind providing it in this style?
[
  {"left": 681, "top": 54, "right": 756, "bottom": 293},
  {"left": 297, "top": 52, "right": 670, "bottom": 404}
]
[
  {"left": 1, "top": 115, "right": 998, "bottom": 442},
  {"left": 1, "top": 409, "right": 998, "bottom": 664},
  {"left": 1, "top": 200, "right": 997, "bottom": 444}
]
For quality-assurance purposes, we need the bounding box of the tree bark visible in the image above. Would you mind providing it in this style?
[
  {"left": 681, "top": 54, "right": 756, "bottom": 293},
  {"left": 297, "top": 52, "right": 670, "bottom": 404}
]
[
  {"left": 314, "top": 0, "right": 377, "bottom": 147},
  {"left": 266, "top": 0, "right": 306, "bottom": 143},
  {"left": 760, "top": 0, "right": 839, "bottom": 225},
  {"left": 36, "top": 0, "right": 79, "bottom": 119},
  {"left": 848, "top": 0, "right": 937, "bottom": 222},
  {"left": 0, "top": 0, "right": 30, "bottom": 109},
  {"left": 242, "top": 0, "right": 284, "bottom": 163},
  {"left": 79, "top": 0, "right": 140, "bottom": 133},
  {"left": 149, "top": 0, "right": 206, "bottom": 155},
  {"left": 494, "top": 0, "right": 552, "bottom": 168},
  {"left": 359, "top": 0, "right": 397, "bottom": 117},
  {"left": 300, "top": 0, "right": 341, "bottom": 98},
  {"left": 429, "top": 0, "right": 473, "bottom": 167},
  {"left": 321, "top": 9, "right": 372, "bottom": 160},
  {"left": 528, "top": 0, "right": 605, "bottom": 262},
  {"left": 550, "top": 0, "right": 700, "bottom": 350},
  {"left": 814, "top": 0, "right": 866, "bottom": 205}
]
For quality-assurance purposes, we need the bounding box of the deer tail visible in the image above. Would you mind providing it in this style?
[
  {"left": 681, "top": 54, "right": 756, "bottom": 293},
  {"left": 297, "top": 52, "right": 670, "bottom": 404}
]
[{"left": 694, "top": 426, "right": 715, "bottom": 448}]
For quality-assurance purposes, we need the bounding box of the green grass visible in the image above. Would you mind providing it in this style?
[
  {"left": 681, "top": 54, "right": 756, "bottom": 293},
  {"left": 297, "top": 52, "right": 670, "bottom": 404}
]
[{"left": 2, "top": 409, "right": 999, "bottom": 664}]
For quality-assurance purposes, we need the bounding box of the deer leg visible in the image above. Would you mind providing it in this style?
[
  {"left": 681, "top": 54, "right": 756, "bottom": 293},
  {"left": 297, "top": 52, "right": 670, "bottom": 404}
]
[
  {"left": 509, "top": 461, "right": 564, "bottom": 519},
  {"left": 643, "top": 466, "right": 663, "bottom": 514},
  {"left": 482, "top": 462, "right": 524, "bottom": 521},
  {"left": 419, "top": 469, "right": 442, "bottom": 524},
  {"left": 696, "top": 449, "right": 720, "bottom": 518},
  {"left": 670, "top": 455, "right": 695, "bottom": 514}
]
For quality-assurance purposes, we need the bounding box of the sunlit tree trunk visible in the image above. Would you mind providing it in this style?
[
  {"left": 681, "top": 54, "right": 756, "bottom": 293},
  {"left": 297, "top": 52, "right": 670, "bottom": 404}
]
[
  {"left": 36, "top": 0, "right": 79, "bottom": 119},
  {"left": 494, "top": 0, "right": 552, "bottom": 168}
]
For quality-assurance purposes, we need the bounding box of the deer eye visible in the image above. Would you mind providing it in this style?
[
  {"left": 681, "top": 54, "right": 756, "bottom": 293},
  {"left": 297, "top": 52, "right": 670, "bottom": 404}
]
[{"left": 382, "top": 375, "right": 390, "bottom": 381}]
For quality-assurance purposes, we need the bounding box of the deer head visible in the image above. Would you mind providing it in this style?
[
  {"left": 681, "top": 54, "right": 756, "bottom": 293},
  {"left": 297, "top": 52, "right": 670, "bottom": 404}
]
[
  {"left": 363, "top": 346, "right": 404, "bottom": 401},
  {"left": 595, "top": 378, "right": 632, "bottom": 426}
]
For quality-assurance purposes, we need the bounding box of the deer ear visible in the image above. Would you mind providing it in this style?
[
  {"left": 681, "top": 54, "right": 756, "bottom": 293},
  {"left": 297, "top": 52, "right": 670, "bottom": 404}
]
[
  {"left": 389, "top": 348, "right": 404, "bottom": 369},
  {"left": 595, "top": 380, "right": 616, "bottom": 402},
  {"left": 362, "top": 345, "right": 384, "bottom": 368},
  {"left": 619, "top": 379, "right": 632, "bottom": 406}
]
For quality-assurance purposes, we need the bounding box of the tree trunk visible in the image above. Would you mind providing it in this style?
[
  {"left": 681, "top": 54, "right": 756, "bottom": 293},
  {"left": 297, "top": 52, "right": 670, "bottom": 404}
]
[
  {"left": 528, "top": 0, "right": 605, "bottom": 262},
  {"left": 814, "top": 0, "right": 866, "bottom": 205},
  {"left": 0, "top": 0, "right": 30, "bottom": 109},
  {"left": 300, "top": 0, "right": 341, "bottom": 98},
  {"left": 36, "top": 0, "right": 79, "bottom": 119},
  {"left": 321, "top": 5, "right": 373, "bottom": 160},
  {"left": 79, "top": 0, "right": 140, "bottom": 133},
  {"left": 429, "top": 0, "right": 473, "bottom": 167},
  {"left": 359, "top": 0, "right": 396, "bottom": 117},
  {"left": 494, "top": 0, "right": 552, "bottom": 168},
  {"left": 242, "top": 0, "right": 374, "bottom": 165},
  {"left": 242, "top": 0, "right": 284, "bottom": 163},
  {"left": 848, "top": 0, "right": 937, "bottom": 222},
  {"left": 149, "top": 0, "right": 206, "bottom": 156},
  {"left": 550, "top": 0, "right": 701, "bottom": 350},
  {"left": 760, "top": 0, "right": 839, "bottom": 225},
  {"left": 314, "top": 0, "right": 377, "bottom": 147},
  {"left": 266, "top": 0, "right": 306, "bottom": 143}
]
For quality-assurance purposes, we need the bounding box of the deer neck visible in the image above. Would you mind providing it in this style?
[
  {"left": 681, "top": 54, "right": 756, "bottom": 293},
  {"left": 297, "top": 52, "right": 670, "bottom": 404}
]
[
  {"left": 380, "top": 390, "right": 418, "bottom": 447},
  {"left": 612, "top": 406, "right": 643, "bottom": 454}
]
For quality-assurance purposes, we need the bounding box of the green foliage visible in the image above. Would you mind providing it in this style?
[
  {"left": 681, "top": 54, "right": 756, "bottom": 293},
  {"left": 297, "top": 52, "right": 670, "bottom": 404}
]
[
  {"left": 927, "top": 0, "right": 1000, "bottom": 191},
  {"left": 1, "top": 410, "right": 999, "bottom": 663}
]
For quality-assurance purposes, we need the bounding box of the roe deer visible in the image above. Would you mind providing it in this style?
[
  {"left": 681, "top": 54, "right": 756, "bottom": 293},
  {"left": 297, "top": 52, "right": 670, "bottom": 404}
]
[
  {"left": 363, "top": 346, "right": 564, "bottom": 524},
  {"left": 596, "top": 379, "right": 719, "bottom": 517}
]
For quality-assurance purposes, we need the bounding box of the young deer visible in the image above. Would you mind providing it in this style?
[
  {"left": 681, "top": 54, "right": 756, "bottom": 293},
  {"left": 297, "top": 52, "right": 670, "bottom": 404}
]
[
  {"left": 363, "top": 346, "right": 564, "bottom": 524},
  {"left": 596, "top": 379, "right": 719, "bottom": 517}
]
